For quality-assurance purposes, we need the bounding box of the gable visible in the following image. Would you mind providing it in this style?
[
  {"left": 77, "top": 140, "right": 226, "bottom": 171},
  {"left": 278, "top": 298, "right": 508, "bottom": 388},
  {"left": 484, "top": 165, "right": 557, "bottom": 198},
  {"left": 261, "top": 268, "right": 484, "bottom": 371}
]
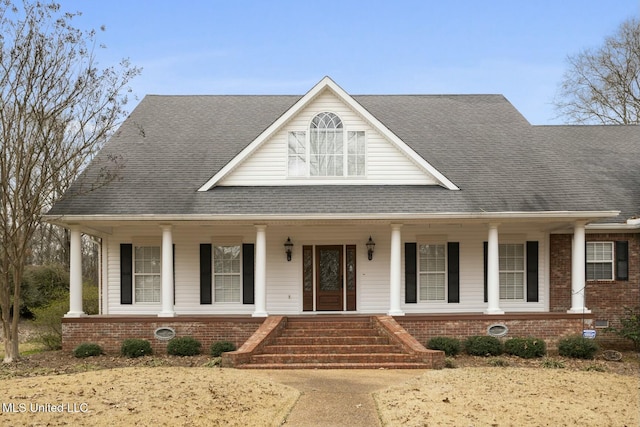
[
  {"left": 217, "top": 90, "right": 438, "bottom": 186},
  {"left": 199, "top": 77, "right": 458, "bottom": 190}
]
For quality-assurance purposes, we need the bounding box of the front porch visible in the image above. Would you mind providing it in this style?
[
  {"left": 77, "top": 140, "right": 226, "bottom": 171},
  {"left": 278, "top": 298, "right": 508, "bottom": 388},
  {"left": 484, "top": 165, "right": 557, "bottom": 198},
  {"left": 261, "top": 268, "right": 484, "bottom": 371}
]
[
  {"left": 62, "top": 312, "right": 594, "bottom": 366},
  {"left": 64, "top": 220, "right": 595, "bottom": 319}
]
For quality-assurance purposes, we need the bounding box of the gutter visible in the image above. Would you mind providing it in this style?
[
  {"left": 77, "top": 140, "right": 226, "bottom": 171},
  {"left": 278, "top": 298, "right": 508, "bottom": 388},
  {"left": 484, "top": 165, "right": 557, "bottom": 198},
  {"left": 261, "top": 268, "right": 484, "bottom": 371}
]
[
  {"left": 586, "top": 217, "right": 640, "bottom": 231},
  {"left": 43, "top": 210, "right": 620, "bottom": 224}
]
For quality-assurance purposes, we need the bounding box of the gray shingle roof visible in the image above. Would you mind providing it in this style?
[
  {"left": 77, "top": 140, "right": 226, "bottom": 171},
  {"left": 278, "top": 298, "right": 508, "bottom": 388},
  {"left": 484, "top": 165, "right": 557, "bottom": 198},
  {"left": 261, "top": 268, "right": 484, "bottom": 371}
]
[{"left": 47, "top": 93, "right": 639, "bottom": 223}]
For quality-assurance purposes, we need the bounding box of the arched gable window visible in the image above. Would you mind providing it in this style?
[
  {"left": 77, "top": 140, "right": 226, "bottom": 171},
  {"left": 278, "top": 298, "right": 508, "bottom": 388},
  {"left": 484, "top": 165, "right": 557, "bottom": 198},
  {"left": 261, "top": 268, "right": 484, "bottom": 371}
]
[
  {"left": 288, "top": 112, "right": 365, "bottom": 178},
  {"left": 310, "top": 112, "right": 343, "bottom": 176}
]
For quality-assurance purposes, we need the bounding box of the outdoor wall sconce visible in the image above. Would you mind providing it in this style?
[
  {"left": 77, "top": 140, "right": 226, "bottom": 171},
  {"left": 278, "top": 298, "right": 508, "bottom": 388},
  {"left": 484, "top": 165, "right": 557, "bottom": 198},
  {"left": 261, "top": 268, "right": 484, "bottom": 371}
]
[
  {"left": 284, "top": 237, "right": 293, "bottom": 261},
  {"left": 366, "top": 236, "right": 375, "bottom": 261}
]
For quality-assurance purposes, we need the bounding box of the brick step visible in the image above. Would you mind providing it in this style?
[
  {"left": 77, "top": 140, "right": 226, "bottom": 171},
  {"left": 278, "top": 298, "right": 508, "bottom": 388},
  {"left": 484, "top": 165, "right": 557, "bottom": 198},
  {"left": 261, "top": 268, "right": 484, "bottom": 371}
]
[
  {"left": 262, "top": 344, "right": 402, "bottom": 354},
  {"left": 274, "top": 336, "right": 390, "bottom": 346},
  {"left": 284, "top": 321, "right": 372, "bottom": 330},
  {"left": 238, "top": 362, "right": 431, "bottom": 370},
  {"left": 280, "top": 328, "right": 381, "bottom": 338},
  {"left": 250, "top": 353, "right": 423, "bottom": 365}
]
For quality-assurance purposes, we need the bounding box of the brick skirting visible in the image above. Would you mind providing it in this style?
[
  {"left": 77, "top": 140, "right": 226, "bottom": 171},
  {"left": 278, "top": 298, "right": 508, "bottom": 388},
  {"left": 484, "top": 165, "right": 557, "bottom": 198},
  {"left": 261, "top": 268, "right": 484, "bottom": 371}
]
[
  {"left": 397, "top": 313, "right": 595, "bottom": 350},
  {"left": 61, "top": 316, "right": 263, "bottom": 354},
  {"left": 63, "top": 313, "right": 601, "bottom": 355}
]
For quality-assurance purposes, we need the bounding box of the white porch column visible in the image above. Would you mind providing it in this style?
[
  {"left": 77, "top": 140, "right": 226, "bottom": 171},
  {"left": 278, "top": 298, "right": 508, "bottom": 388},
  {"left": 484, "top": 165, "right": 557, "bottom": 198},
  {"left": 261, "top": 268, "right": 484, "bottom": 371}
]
[
  {"left": 484, "top": 223, "right": 504, "bottom": 314},
  {"left": 65, "top": 226, "right": 85, "bottom": 317},
  {"left": 158, "top": 225, "right": 176, "bottom": 317},
  {"left": 252, "top": 225, "right": 268, "bottom": 317},
  {"left": 568, "top": 221, "right": 590, "bottom": 313},
  {"left": 388, "top": 224, "right": 405, "bottom": 316}
]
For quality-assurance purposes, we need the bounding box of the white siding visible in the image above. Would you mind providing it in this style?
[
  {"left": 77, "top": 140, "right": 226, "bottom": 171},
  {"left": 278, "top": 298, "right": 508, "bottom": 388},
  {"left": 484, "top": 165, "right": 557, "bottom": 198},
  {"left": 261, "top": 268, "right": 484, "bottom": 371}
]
[
  {"left": 219, "top": 90, "right": 437, "bottom": 186},
  {"left": 102, "top": 223, "right": 548, "bottom": 316}
]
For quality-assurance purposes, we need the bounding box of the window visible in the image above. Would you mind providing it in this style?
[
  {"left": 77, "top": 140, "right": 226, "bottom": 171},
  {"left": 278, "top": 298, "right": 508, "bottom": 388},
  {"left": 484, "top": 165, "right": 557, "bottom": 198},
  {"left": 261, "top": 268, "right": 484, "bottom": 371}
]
[
  {"left": 499, "top": 244, "right": 524, "bottom": 300},
  {"left": 347, "top": 131, "right": 366, "bottom": 176},
  {"left": 214, "top": 245, "right": 241, "bottom": 302},
  {"left": 288, "top": 131, "right": 306, "bottom": 177},
  {"left": 134, "top": 246, "right": 161, "bottom": 303},
  {"left": 287, "top": 112, "right": 365, "bottom": 177},
  {"left": 310, "top": 112, "right": 343, "bottom": 176},
  {"left": 419, "top": 244, "right": 446, "bottom": 301},
  {"left": 586, "top": 242, "right": 614, "bottom": 280}
]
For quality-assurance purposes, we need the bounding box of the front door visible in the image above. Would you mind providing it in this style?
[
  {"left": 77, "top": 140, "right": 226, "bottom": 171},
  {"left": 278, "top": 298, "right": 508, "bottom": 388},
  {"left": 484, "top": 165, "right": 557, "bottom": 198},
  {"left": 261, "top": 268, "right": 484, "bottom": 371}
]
[{"left": 316, "top": 246, "right": 343, "bottom": 311}]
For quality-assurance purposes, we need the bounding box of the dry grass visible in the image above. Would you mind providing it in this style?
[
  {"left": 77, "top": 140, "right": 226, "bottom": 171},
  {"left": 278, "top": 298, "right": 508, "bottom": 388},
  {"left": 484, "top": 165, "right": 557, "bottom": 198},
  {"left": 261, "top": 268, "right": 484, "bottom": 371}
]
[{"left": 374, "top": 367, "right": 639, "bottom": 426}]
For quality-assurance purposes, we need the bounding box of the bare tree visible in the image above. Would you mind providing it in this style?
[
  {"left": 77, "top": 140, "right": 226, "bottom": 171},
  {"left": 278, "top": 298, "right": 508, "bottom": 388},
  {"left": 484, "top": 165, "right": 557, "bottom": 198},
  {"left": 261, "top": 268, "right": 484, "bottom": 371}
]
[
  {"left": 0, "top": 0, "right": 140, "bottom": 362},
  {"left": 554, "top": 17, "right": 640, "bottom": 124}
]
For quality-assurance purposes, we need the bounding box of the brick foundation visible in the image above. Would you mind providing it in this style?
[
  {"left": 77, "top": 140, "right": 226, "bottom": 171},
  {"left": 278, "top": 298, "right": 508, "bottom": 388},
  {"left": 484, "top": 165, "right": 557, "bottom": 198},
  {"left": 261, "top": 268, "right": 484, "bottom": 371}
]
[
  {"left": 397, "top": 313, "right": 594, "bottom": 350},
  {"left": 63, "top": 313, "right": 602, "bottom": 356},
  {"left": 61, "top": 316, "right": 263, "bottom": 354},
  {"left": 550, "top": 233, "right": 640, "bottom": 349}
]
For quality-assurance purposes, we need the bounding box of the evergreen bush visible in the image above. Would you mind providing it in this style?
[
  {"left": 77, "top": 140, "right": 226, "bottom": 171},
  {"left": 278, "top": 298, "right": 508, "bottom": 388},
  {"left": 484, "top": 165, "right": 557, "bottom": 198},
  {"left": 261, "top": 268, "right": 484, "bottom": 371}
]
[
  {"left": 427, "top": 337, "right": 461, "bottom": 356},
  {"left": 464, "top": 335, "right": 503, "bottom": 356},
  {"left": 167, "top": 336, "right": 202, "bottom": 356},
  {"left": 210, "top": 340, "right": 236, "bottom": 357},
  {"left": 557, "top": 335, "right": 598, "bottom": 359},
  {"left": 121, "top": 338, "right": 153, "bottom": 358},
  {"left": 504, "top": 337, "right": 547, "bottom": 358},
  {"left": 73, "top": 343, "right": 103, "bottom": 358}
]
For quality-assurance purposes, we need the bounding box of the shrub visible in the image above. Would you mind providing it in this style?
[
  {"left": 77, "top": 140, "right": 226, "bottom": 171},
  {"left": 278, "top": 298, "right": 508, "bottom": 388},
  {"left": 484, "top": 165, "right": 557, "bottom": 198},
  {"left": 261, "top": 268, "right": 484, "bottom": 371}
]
[
  {"left": 121, "top": 339, "right": 153, "bottom": 358},
  {"left": 82, "top": 283, "right": 100, "bottom": 315},
  {"left": 167, "top": 336, "right": 202, "bottom": 356},
  {"left": 504, "top": 337, "right": 547, "bottom": 359},
  {"left": 606, "top": 306, "right": 640, "bottom": 350},
  {"left": 73, "top": 343, "right": 103, "bottom": 358},
  {"left": 31, "top": 296, "right": 68, "bottom": 350},
  {"left": 21, "top": 264, "right": 69, "bottom": 317},
  {"left": 464, "top": 336, "right": 503, "bottom": 356},
  {"left": 427, "top": 337, "right": 461, "bottom": 357},
  {"left": 210, "top": 340, "right": 236, "bottom": 357},
  {"left": 557, "top": 335, "right": 599, "bottom": 359}
]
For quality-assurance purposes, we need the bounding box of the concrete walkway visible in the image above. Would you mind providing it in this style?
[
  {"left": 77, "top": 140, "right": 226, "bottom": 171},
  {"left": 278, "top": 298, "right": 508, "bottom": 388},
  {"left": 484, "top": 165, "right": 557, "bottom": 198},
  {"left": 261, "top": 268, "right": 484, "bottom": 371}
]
[{"left": 253, "top": 369, "right": 427, "bottom": 427}]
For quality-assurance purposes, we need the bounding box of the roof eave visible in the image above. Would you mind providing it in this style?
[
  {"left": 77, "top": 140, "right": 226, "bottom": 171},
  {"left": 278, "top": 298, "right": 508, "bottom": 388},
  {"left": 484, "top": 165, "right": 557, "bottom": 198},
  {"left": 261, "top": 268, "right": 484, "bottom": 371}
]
[{"left": 44, "top": 210, "right": 620, "bottom": 225}]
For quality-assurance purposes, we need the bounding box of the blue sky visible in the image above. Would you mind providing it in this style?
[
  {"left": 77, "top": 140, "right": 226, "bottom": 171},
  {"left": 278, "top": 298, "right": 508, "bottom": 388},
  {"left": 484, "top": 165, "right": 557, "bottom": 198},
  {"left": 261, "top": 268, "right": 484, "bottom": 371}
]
[{"left": 63, "top": 0, "right": 638, "bottom": 124}]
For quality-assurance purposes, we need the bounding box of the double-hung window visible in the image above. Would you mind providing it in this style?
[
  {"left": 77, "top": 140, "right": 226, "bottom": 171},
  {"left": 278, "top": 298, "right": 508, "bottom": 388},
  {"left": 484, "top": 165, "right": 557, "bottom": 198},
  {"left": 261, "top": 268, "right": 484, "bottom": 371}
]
[
  {"left": 287, "top": 112, "right": 365, "bottom": 178},
  {"left": 213, "top": 245, "right": 241, "bottom": 302},
  {"left": 499, "top": 243, "right": 525, "bottom": 300},
  {"left": 134, "top": 246, "right": 161, "bottom": 303},
  {"left": 586, "top": 242, "right": 614, "bottom": 280},
  {"left": 418, "top": 244, "right": 446, "bottom": 301}
]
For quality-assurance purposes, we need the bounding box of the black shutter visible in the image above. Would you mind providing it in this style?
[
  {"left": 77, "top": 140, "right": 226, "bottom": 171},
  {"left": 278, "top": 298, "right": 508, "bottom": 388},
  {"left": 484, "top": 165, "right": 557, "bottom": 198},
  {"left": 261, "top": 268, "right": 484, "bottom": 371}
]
[
  {"left": 447, "top": 242, "right": 460, "bottom": 303},
  {"left": 526, "top": 241, "right": 539, "bottom": 302},
  {"left": 200, "top": 244, "right": 212, "bottom": 304},
  {"left": 615, "top": 241, "right": 629, "bottom": 281},
  {"left": 120, "top": 244, "right": 133, "bottom": 304},
  {"left": 483, "top": 242, "right": 488, "bottom": 303},
  {"left": 405, "top": 243, "right": 417, "bottom": 303},
  {"left": 242, "top": 243, "right": 255, "bottom": 304}
]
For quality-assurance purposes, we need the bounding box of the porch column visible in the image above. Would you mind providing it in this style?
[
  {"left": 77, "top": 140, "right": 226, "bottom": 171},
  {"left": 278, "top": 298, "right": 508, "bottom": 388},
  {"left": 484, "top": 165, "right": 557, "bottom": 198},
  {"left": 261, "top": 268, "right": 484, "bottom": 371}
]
[
  {"left": 65, "top": 226, "right": 85, "bottom": 317},
  {"left": 388, "top": 224, "right": 405, "bottom": 316},
  {"left": 252, "top": 225, "right": 268, "bottom": 317},
  {"left": 568, "top": 221, "right": 590, "bottom": 313},
  {"left": 484, "top": 223, "right": 504, "bottom": 314},
  {"left": 158, "top": 225, "right": 175, "bottom": 317}
]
